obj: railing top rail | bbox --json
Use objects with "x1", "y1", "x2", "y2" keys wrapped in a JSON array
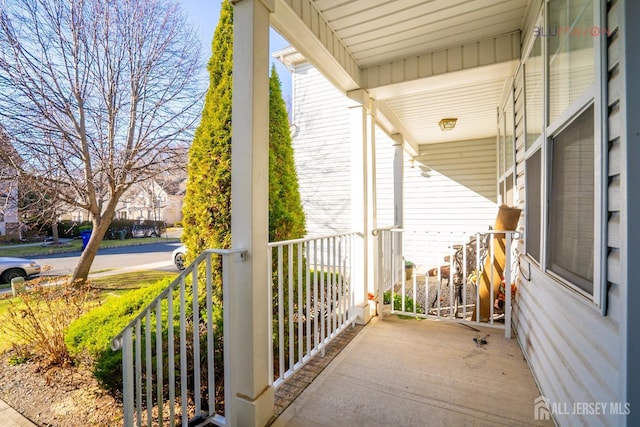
[
  {"x1": 371, "y1": 225, "x2": 402, "y2": 236},
  {"x1": 267, "y1": 231, "x2": 361, "y2": 247},
  {"x1": 110, "y1": 247, "x2": 246, "y2": 351},
  {"x1": 373, "y1": 228, "x2": 520, "y2": 236}
]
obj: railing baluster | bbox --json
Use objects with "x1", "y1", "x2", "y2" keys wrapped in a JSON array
[
  {"x1": 320, "y1": 238, "x2": 325, "y2": 353},
  {"x1": 268, "y1": 247, "x2": 274, "y2": 385},
  {"x1": 329, "y1": 236, "x2": 335, "y2": 336},
  {"x1": 505, "y1": 233, "x2": 512, "y2": 339},
  {"x1": 297, "y1": 242, "x2": 303, "y2": 366},
  {"x1": 305, "y1": 242, "x2": 311, "y2": 359},
  {"x1": 192, "y1": 264, "x2": 201, "y2": 417},
  {"x1": 462, "y1": 234, "x2": 468, "y2": 320},
  {"x1": 348, "y1": 234, "x2": 354, "y2": 321},
  {"x1": 411, "y1": 233, "x2": 417, "y2": 316},
  {"x1": 179, "y1": 277, "x2": 187, "y2": 426},
  {"x1": 449, "y1": 232, "x2": 454, "y2": 319},
  {"x1": 135, "y1": 319, "x2": 142, "y2": 427},
  {"x1": 489, "y1": 234, "x2": 495, "y2": 325},
  {"x1": 145, "y1": 311, "x2": 152, "y2": 426},
  {"x1": 206, "y1": 255, "x2": 215, "y2": 416},
  {"x1": 122, "y1": 327, "x2": 134, "y2": 427},
  {"x1": 476, "y1": 234, "x2": 481, "y2": 323},
  {"x1": 288, "y1": 243, "x2": 294, "y2": 374},
  {"x1": 313, "y1": 239, "x2": 319, "y2": 350},
  {"x1": 436, "y1": 232, "x2": 442, "y2": 316},
  {"x1": 155, "y1": 300, "x2": 164, "y2": 427},
  {"x1": 277, "y1": 245, "x2": 284, "y2": 379},
  {"x1": 376, "y1": 230, "x2": 384, "y2": 320},
  {"x1": 337, "y1": 236, "x2": 342, "y2": 326},
  {"x1": 167, "y1": 288, "x2": 175, "y2": 427}
]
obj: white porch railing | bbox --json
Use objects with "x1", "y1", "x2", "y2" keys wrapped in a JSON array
[
  {"x1": 373, "y1": 228, "x2": 519, "y2": 338},
  {"x1": 110, "y1": 229, "x2": 516, "y2": 425},
  {"x1": 268, "y1": 233, "x2": 358, "y2": 388},
  {"x1": 111, "y1": 248, "x2": 245, "y2": 427},
  {"x1": 110, "y1": 233, "x2": 359, "y2": 426}
]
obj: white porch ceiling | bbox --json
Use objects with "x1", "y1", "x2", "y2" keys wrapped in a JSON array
[
  {"x1": 272, "y1": 0, "x2": 531, "y2": 148},
  {"x1": 312, "y1": 0, "x2": 527, "y2": 67}
]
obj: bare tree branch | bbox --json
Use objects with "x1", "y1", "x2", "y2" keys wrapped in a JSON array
[{"x1": 0, "y1": 0, "x2": 202, "y2": 283}]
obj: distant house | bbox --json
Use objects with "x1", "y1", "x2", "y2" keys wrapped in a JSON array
[
  {"x1": 0, "y1": 128, "x2": 20, "y2": 239},
  {"x1": 61, "y1": 176, "x2": 186, "y2": 226}
]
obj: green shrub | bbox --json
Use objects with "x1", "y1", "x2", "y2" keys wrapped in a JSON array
[
  {"x1": 57, "y1": 220, "x2": 93, "y2": 238},
  {"x1": 383, "y1": 290, "x2": 423, "y2": 314},
  {"x1": 65, "y1": 278, "x2": 172, "y2": 394}
]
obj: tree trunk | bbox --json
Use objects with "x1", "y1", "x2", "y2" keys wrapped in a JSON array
[
  {"x1": 70, "y1": 214, "x2": 114, "y2": 285},
  {"x1": 51, "y1": 220, "x2": 59, "y2": 245}
]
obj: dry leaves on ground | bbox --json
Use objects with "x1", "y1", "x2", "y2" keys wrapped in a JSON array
[{"x1": 0, "y1": 352, "x2": 123, "y2": 427}]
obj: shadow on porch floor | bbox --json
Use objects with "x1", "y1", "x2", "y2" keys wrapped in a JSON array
[{"x1": 270, "y1": 315, "x2": 552, "y2": 426}]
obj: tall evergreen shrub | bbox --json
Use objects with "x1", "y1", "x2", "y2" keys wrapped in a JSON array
[
  {"x1": 268, "y1": 65, "x2": 306, "y2": 241},
  {"x1": 182, "y1": 1, "x2": 306, "y2": 267},
  {"x1": 182, "y1": 0, "x2": 233, "y2": 264}
]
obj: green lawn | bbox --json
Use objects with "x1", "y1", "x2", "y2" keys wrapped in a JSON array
[
  {"x1": 0, "y1": 270, "x2": 178, "y2": 354},
  {"x1": 0, "y1": 236, "x2": 179, "y2": 258}
]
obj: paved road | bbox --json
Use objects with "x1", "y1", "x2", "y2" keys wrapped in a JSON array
[{"x1": 33, "y1": 240, "x2": 184, "y2": 277}]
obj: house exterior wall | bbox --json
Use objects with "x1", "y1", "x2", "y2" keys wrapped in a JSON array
[
  {"x1": 291, "y1": 63, "x2": 352, "y2": 236},
  {"x1": 512, "y1": 2, "x2": 627, "y2": 426},
  {"x1": 411, "y1": 138, "x2": 498, "y2": 231},
  {"x1": 0, "y1": 185, "x2": 19, "y2": 238}
]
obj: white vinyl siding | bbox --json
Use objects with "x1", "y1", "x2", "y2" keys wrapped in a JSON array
[
  {"x1": 374, "y1": 127, "x2": 396, "y2": 228},
  {"x1": 291, "y1": 63, "x2": 352, "y2": 236},
  {"x1": 411, "y1": 138, "x2": 498, "y2": 232},
  {"x1": 512, "y1": 2, "x2": 624, "y2": 425}
]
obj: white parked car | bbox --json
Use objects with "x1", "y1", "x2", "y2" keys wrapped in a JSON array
[
  {"x1": 172, "y1": 245, "x2": 186, "y2": 270},
  {"x1": 0, "y1": 257, "x2": 41, "y2": 284}
]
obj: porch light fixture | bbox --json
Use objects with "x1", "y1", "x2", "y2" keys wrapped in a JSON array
[{"x1": 439, "y1": 118, "x2": 457, "y2": 131}]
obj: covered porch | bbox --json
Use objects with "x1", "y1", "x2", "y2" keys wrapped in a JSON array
[
  {"x1": 272, "y1": 315, "x2": 549, "y2": 427},
  {"x1": 110, "y1": 0, "x2": 640, "y2": 425}
]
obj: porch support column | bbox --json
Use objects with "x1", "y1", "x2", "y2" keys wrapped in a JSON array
[
  {"x1": 391, "y1": 133, "x2": 404, "y2": 282},
  {"x1": 229, "y1": 0, "x2": 274, "y2": 426},
  {"x1": 348, "y1": 89, "x2": 376, "y2": 324}
]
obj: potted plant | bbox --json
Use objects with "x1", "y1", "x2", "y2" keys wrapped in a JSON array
[{"x1": 404, "y1": 260, "x2": 415, "y2": 280}]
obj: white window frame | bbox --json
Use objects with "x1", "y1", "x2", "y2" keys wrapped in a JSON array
[
  {"x1": 497, "y1": 78, "x2": 516, "y2": 207},
  {"x1": 522, "y1": 0, "x2": 607, "y2": 312}
]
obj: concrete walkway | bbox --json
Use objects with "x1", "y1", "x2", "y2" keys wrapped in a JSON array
[
  {"x1": 272, "y1": 315, "x2": 552, "y2": 427},
  {"x1": 0, "y1": 400, "x2": 36, "y2": 427}
]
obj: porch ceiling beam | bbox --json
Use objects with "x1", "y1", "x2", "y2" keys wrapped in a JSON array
[
  {"x1": 272, "y1": 0, "x2": 362, "y2": 93},
  {"x1": 375, "y1": 101, "x2": 419, "y2": 157},
  {"x1": 362, "y1": 31, "x2": 521, "y2": 99}
]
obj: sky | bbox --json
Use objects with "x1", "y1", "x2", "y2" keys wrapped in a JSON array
[{"x1": 178, "y1": 0, "x2": 293, "y2": 104}]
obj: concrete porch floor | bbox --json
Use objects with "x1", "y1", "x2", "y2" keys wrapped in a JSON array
[{"x1": 271, "y1": 315, "x2": 552, "y2": 427}]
